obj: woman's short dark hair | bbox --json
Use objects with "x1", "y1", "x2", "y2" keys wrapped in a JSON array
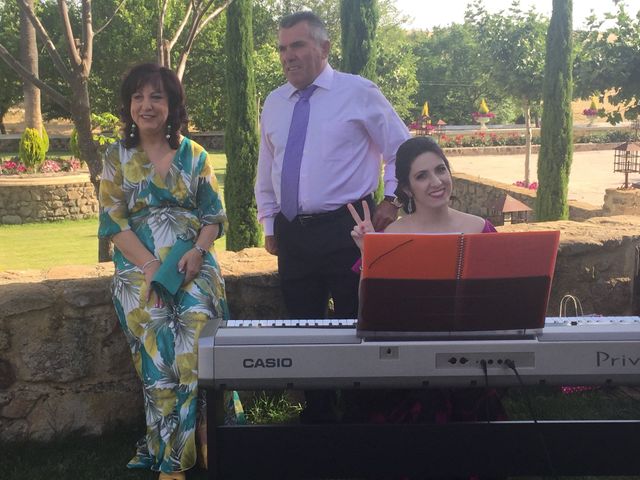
[
  {"x1": 394, "y1": 136, "x2": 452, "y2": 214},
  {"x1": 120, "y1": 63, "x2": 188, "y2": 149}
]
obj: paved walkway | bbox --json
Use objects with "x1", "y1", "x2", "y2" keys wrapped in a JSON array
[{"x1": 448, "y1": 149, "x2": 639, "y2": 207}]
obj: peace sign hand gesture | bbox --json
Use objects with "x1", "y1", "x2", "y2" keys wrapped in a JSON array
[{"x1": 347, "y1": 200, "x2": 374, "y2": 252}]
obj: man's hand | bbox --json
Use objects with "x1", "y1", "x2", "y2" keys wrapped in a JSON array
[
  {"x1": 372, "y1": 199, "x2": 399, "y2": 231},
  {"x1": 265, "y1": 235, "x2": 278, "y2": 255}
]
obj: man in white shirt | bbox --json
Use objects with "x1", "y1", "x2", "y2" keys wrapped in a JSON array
[{"x1": 255, "y1": 11, "x2": 410, "y2": 322}]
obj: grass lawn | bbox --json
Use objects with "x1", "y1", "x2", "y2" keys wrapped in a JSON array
[{"x1": 0, "y1": 153, "x2": 229, "y2": 271}]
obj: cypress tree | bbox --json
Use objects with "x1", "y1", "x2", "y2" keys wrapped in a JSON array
[
  {"x1": 340, "y1": 0, "x2": 384, "y2": 200},
  {"x1": 224, "y1": 0, "x2": 261, "y2": 251},
  {"x1": 536, "y1": 0, "x2": 573, "y2": 220},
  {"x1": 340, "y1": 0, "x2": 379, "y2": 81}
]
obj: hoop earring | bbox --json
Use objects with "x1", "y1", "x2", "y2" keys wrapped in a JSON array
[
  {"x1": 129, "y1": 123, "x2": 137, "y2": 138},
  {"x1": 165, "y1": 124, "x2": 171, "y2": 140},
  {"x1": 406, "y1": 197, "x2": 415, "y2": 214}
]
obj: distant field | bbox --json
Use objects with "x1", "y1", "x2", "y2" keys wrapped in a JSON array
[{"x1": 0, "y1": 153, "x2": 229, "y2": 271}]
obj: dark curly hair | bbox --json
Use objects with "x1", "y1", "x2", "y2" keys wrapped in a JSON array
[
  {"x1": 120, "y1": 63, "x2": 188, "y2": 149},
  {"x1": 394, "y1": 136, "x2": 452, "y2": 214}
]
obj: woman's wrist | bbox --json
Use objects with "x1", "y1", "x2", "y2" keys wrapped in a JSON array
[
  {"x1": 141, "y1": 258, "x2": 160, "y2": 271},
  {"x1": 193, "y1": 244, "x2": 208, "y2": 256}
]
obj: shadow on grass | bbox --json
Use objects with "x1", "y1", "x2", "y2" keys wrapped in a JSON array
[
  {"x1": 0, "y1": 423, "x2": 209, "y2": 480},
  {"x1": 2, "y1": 387, "x2": 639, "y2": 479}
]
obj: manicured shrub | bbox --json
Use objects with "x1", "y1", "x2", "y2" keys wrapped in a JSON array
[
  {"x1": 69, "y1": 128, "x2": 81, "y2": 159},
  {"x1": 19, "y1": 128, "x2": 46, "y2": 170}
]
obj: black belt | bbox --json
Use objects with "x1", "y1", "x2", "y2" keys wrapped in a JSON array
[{"x1": 294, "y1": 195, "x2": 373, "y2": 226}]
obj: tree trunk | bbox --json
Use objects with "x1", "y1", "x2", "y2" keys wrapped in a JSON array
[
  {"x1": 524, "y1": 102, "x2": 532, "y2": 187},
  {"x1": 0, "y1": 108, "x2": 6, "y2": 134},
  {"x1": 20, "y1": 0, "x2": 42, "y2": 132},
  {"x1": 70, "y1": 76, "x2": 110, "y2": 261}
]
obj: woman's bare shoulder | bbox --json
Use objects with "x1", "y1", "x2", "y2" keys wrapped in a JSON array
[
  {"x1": 384, "y1": 216, "x2": 413, "y2": 233},
  {"x1": 453, "y1": 210, "x2": 487, "y2": 233}
]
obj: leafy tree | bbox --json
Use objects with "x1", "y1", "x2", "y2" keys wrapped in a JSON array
[
  {"x1": 575, "y1": 1, "x2": 640, "y2": 122},
  {"x1": 0, "y1": 0, "x2": 124, "y2": 261},
  {"x1": 156, "y1": 0, "x2": 233, "y2": 80},
  {"x1": 466, "y1": 0, "x2": 548, "y2": 186},
  {"x1": 182, "y1": 11, "x2": 227, "y2": 130},
  {"x1": 340, "y1": 0, "x2": 378, "y2": 80},
  {"x1": 89, "y1": 0, "x2": 157, "y2": 118},
  {"x1": 224, "y1": 0, "x2": 260, "y2": 250},
  {"x1": 537, "y1": 0, "x2": 574, "y2": 221},
  {"x1": 374, "y1": 22, "x2": 417, "y2": 122},
  {"x1": 253, "y1": 42, "x2": 284, "y2": 111},
  {"x1": 409, "y1": 23, "x2": 494, "y2": 125}
]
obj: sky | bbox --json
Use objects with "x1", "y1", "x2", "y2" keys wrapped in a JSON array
[{"x1": 394, "y1": 0, "x2": 640, "y2": 31}]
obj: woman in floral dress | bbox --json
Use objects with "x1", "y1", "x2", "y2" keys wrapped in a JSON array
[{"x1": 99, "y1": 63, "x2": 227, "y2": 480}]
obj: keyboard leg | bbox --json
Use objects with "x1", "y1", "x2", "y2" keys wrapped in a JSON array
[{"x1": 205, "y1": 386, "x2": 225, "y2": 479}]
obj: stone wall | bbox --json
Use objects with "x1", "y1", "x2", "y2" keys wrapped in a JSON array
[
  {"x1": 0, "y1": 171, "x2": 601, "y2": 226},
  {"x1": 603, "y1": 188, "x2": 640, "y2": 216},
  {"x1": 0, "y1": 249, "x2": 284, "y2": 441},
  {"x1": 452, "y1": 172, "x2": 602, "y2": 223},
  {"x1": 2, "y1": 219, "x2": 640, "y2": 442},
  {"x1": 0, "y1": 176, "x2": 99, "y2": 225},
  {"x1": 443, "y1": 142, "x2": 618, "y2": 157}
]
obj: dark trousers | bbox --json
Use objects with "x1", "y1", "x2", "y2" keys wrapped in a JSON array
[
  {"x1": 275, "y1": 198, "x2": 372, "y2": 423},
  {"x1": 274, "y1": 197, "x2": 372, "y2": 319}
]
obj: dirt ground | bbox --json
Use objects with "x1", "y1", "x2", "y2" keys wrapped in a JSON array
[{"x1": 3, "y1": 106, "x2": 73, "y2": 135}]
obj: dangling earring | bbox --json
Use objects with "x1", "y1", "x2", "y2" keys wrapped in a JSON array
[
  {"x1": 406, "y1": 197, "x2": 415, "y2": 214},
  {"x1": 129, "y1": 123, "x2": 137, "y2": 138},
  {"x1": 165, "y1": 124, "x2": 171, "y2": 140}
]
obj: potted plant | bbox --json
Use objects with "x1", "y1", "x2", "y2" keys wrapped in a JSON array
[
  {"x1": 472, "y1": 98, "x2": 495, "y2": 130},
  {"x1": 583, "y1": 97, "x2": 599, "y2": 126}
]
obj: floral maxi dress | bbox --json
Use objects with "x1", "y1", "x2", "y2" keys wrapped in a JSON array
[{"x1": 98, "y1": 137, "x2": 228, "y2": 473}]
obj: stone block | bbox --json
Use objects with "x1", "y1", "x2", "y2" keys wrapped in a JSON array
[
  {"x1": 13, "y1": 313, "x2": 95, "y2": 383},
  {"x1": 1, "y1": 419, "x2": 28, "y2": 442},
  {"x1": 0, "y1": 358, "x2": 16, "y2": 389},
  {"x1": 0, "y1": 283, "x2": 54, "y2": 317},
  {"x1": 2, "y1": 215, "x2": 22, "y2": 224},
  {"x1": 1, "y1": 389, "x2": 41, "y2": 418},
  {"x1": 0, "y1": 329, "x2": 9, "y2": 350},
  {"x1": 62, "y1": 278, "x2": 112, "y2": 308}
]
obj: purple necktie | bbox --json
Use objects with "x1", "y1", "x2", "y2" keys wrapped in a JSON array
[{"x1": 280, "y1": 84, "x2": 318, "y2": 221}]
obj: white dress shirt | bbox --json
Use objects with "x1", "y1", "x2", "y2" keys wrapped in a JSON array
[{"x1": 255, "y1": 64, "x2": 410, "y2": 236}]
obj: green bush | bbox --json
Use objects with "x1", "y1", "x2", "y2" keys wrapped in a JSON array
[
  {"x1": 19, "y1": 128, "x2": 46, "y2": 170},
  {"x1": 69, "y1": 128, "x2": 80, "y2": 159}
]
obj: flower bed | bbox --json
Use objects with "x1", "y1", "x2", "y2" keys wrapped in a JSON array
[
  {"x1": 1, "y1": 156, "x2": 82, "y2": 176},
  {"x1": 436, "y1": 129, "x2": 634, "y2": 149}
]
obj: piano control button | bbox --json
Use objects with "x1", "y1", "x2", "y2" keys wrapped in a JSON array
[
  {"x1": 460, "y1": 357, "x2": 468, "y2": 365},
  {"x1": 448, "y1": 357, "x2": 457, "y2": 364}
]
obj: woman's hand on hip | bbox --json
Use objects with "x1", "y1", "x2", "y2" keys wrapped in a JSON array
[{"x1": 178, "y1": 248, "x2": 204, "y2": 286}]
